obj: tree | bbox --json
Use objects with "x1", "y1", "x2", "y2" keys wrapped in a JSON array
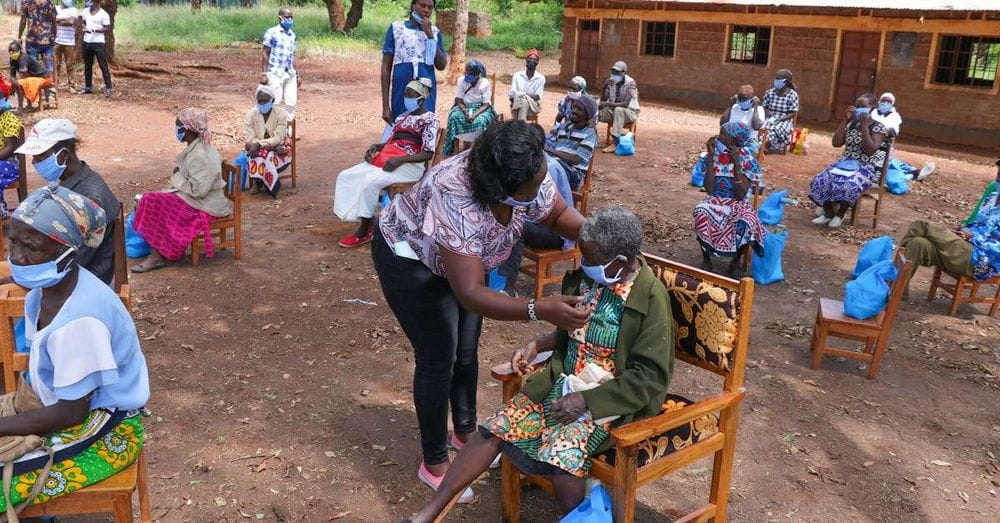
[
  {"x1": 105, "y1": 0, "x2": 119, "y2": 65},
  {"x1": 447, "y1": 0, "x2": 469, "y2": 85},
  {"x1": 344, "y1": 0, "x2": 364, "y2": 32},
  {"x1": 325, "y1": 0, "x2": 345, "y2": 32}
]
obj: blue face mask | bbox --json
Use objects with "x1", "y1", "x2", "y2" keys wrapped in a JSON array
[
  {"x1": 774, "y1": 78, "x2": 786, "y2": 89},
  {"x1": 878, "y1": 102, "x2": 893, "y2": 114},
  {"x1": 464, "y1": 74, "x2": 477, "y2": 85},
  {"x1": 737, "y1": 98, "x2": 752, "y2": 111},
  {"x1": 257, "y1": 100, "x2": 274, "y2": 114},
  {"x1": 61, "y1": 0, "x2": 73, "y2": 7},
  {"x1": 411, "y1": 10, "x2": 423, "y2": 24},
  {"x1": 32, "y1": 148, "x2": 67, "y2": 182},
  {"x1": 855, "y1": 107, "x2": 871, "y2": 119},
  {"x1": 176, "y1": 125, "x2": 187, "y2": 142},
  {"x1": 0, "y1": 99, "x2": 11, "y2": 112},
  {"x1": 715, "y1": 139, "x2": 728, "y2": 154},
  {"x1": 8, "y1": 249, "x2": 75, "y2": 289},
  {"x1": 280, "y1": 17, "x2": 293, "y2": 30},
  {"x1": 581, "y1": 255, "x2": 625, "y2": 287},
  {"x1": 403, "y1": 96, "x2": 422, "y2": 113}
]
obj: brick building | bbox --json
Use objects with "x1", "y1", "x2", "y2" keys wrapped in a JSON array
[{"x1": 558, "y1": 0, "x2": 1000, "y2": 148}]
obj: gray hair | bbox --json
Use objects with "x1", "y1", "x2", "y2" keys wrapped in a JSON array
[{"x1": 579, "y1": 206, "x2": 643, "y2": 260}]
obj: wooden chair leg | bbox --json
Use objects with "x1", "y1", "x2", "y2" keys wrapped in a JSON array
[
  {"x1": 191, "y1": 239, "x2": 201, "y2": 266},
  {"x1": 709, "y1": 407, "x2": 740, "y2": 522},
  {"x1": 867, "y1": 333, "x2": 889, "y2": 379},
  {"x1": 990, "y1": 283, "x2": 1000, "y2": 317},
  {"x1": 534, "y1": 261, "x2": 545, "y2": 299},
  {"x1": 949, "y1": 278, "x2": 965, "y2": 316},
  {"x1": 113, "y1": 492, "x2": 135, "y2": 523},
  {"x1": 500, "y1": 455, "x2": 522, "y2": 523},
  {"x1": 136, "y1": 451, "x2": 152, "y2": 522},
  {"x1": 927, "y1": 268, "x2": 942, "y2": 302},
  {"x1": 612, "y1": 446, "x2": 638, "y2": 523},
  {"x1": 810, "y1": 319, "x2": 828, "y2": 370},
  {"x1": 234, "y1": 226, "x2": 242, "y2": 260},
  {"x1": 849, "y1": 203, "x2": 858, "y2": 226}
]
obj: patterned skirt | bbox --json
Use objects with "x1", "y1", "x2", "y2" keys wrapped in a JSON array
[
  {"x1": 764, "y1": 117, "x2": 793, "y2": 151},
  {"x1": 443, "y1": 103, "x2": 497, "y2": 156},
  {"x1": 693, "y1": 196, "x2": 766, "y2": 256},
  {"x1": 481, "y1": 376, "x2": 610, "y2": 477},
  {"x1": 0, "y1": 410, "x2": 143, "y2": 511},
  {"x1": 809, "y1": 163, "x2": 878, "y2": 207},
  {"x1": 133, "y1": 191, "x2": 214, "y2": 261}
]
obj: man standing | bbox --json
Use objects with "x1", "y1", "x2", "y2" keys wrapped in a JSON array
[
  {"x1": 508, "y1": 49, "x2": 544, "y2": 121},
  {"x1": 262, "y1": 8, "x2": 299, "y2": 120},
  {"x1": 598, "y1": 61, "x2": 640, "y2": 153},
  {"x1": 80, "y1": 0, "x2": 113, "y2": 97},
  {"x1": 18, "y1": 0, "x2": 58, "y2": 76},
  {"x1": 54, "y1": 0, "x2": 78, "y2": 91}
]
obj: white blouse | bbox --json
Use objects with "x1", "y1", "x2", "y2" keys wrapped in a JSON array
[{"x1": 455, "y1": 77, "x2": 492, "y2": 105}]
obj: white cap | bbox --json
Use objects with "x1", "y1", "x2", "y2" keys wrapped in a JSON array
[{"x1": 15, "y1": 119, "x2": 77, "y2": 156}]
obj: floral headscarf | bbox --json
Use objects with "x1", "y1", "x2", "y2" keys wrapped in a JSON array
[
  {"x1": 13, "y1": 183, "x2": 107, "y2": 250},
  {"x1": 177, "y1": 107, "x2": 212, "y2": 146},
  {"x1": 721, "y1": 121, "x2": 754, "y2": 148}
]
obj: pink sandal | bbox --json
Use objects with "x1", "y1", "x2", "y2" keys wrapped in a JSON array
[{"x1": 417, "y1": 462, "x2": 474, "y2": 504}]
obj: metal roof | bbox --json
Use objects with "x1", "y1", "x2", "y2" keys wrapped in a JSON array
[{"x1": 635, "y1": 0, "x2": 1000, "y2": 10}]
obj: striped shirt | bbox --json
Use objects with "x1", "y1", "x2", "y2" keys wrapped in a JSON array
[{"x1": 550, "y1": 122, "x2": 597, "y2": 180}]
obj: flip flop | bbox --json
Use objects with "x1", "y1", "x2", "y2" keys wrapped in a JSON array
[{"x1": 130, "y1": 260, "x2": 166, "y2": 273}]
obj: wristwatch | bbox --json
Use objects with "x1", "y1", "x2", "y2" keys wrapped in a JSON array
[{"x1": 527, "y1": 298, "x2": 538, "y2": 321}]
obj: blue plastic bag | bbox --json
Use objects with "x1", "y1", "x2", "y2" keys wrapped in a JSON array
[
  {"x1": 124, "y1": 212, "x2": 151, "y2": 259},
  {"x1": 851, "y1": 236, "x2": 894, "y2": 279},
  {"x1": 885, "y1": 158, "x2": 911, "y2": 195},
  {"x1": 757, "y1": 189, "x2": 790, "y2": 225},
  {"x1": 232, "y1": 151, "x2": 250, "y2": 191},
  {"x1": 690, "y1": 153, "x2": 707, "y2": 187},
  {"x1": 487, "y1": 269, "x2": 507, "y2": 292},
  {"x1": 560, "y1": 484, "x2": 612, "y2": 523},
  {"x1": 752, "y1": 229, "x2": 788, "y2": 285},
  {"x1": 844, "y1": 259, "x2": 898, "y2": 320},
  {"x1": 614, "y1": 133, "x2": 635, "y2": 156}
]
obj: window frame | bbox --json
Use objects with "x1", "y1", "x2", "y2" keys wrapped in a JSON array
[
  {"x1": 923, "y1": 33, "x2": 1000, "y2": 95},
  {"x1": 931, "y1": 33, "x2": 1000, "y2": 89},
  {"x1": 726, "y1": 25, "x2": 772, "y2": 66},
  {"x1": 641, "y1": 21, "x2": 677, "y2": 58}
]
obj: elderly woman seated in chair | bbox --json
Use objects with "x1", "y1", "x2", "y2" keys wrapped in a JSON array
[
  {"x1": 0, "y1": 185, "x2": 149, "y2": 512},
  {"x1": 130, "y1": 108, "x2": 231, "y2": 272},
  {"x1": 442, "y1": 60, "x2": 496, "y2": 157},
  {"x1": 242, "y1": 84, "x2": 291, "y2": 197},
  {"x1": 334, "y1": 78, "x2": 439, "y2": 248},
  {"x1": 406, "y1": 207, "x2": 674, "y2": 522},
  {"x1": 693, "y1": 122, "x2": 766, "y2": 278}
]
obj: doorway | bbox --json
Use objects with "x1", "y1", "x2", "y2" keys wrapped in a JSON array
[
  {"x1": 833, "y1": 31, "x2": 881, "y2": 119},
  {"x1": 575, "y1": 20, "x2": 601, "y2": 89}
]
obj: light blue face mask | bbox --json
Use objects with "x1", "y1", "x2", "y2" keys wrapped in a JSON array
[
  {"x1": 715, "y1": 139, "x2": 728, "y2": 154},
  {"x1": 8, "y1": 248, "x2": 75, "y2": 289},
  {"x1": 176, "y1": 125, "x2": 187, "y2": 142},
  {"x1": 280, "y1": 17, "x2": 293, "y2": 30},
  {"x1": 411, "y1": 10, "x2": 423, "y2": 24},
  {"x1": 854, "y1": 107, "x2": 871, "y2": 119},
  {"x1": 737, "y1": 98, "x2": 752, "y2": 110},
  {"x1": 61, "y1": 0, "x2": 73, "y2": 7},
  {"x1": 581, "y1": 255, "x2": 625, "y2": 286},
  {"x1": 32, "y1": 148, "x2": 67, "y2": 182},
  {"x1": 878, "y1": 101, "x2": 893, "y2": 114},
  {"x1": 503, "y1": 196, "x2": 534, "y2": 208},
  {"x1": 403, "y1": 96, "x2": 422, "y2": 113},
  {"x1": 774, "y1": 78, "x2": 786, "y2": 89},
  {"x1": 257, "y1": 100, "x2": 274, "y2": 114}
]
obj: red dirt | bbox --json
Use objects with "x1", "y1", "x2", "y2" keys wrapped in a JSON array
[{"x1": 3, "y1": 40, "x2": 998, "y2": 522}]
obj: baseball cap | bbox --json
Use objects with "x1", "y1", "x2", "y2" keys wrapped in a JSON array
[
  {"x1": 611, "y1": 61, "x2": 628, "y2": 73},
  {"x1": 15, "y1": 119, "x2": 77, "y2": 156}
]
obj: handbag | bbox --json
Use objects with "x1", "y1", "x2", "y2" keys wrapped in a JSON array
[{"x1": 0, "y1": 377, "x2": 54, "y2": 522}]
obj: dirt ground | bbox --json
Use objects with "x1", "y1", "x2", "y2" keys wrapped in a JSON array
[{"x1": 3, "y1": 32, "x2": 999, "y2": 522}]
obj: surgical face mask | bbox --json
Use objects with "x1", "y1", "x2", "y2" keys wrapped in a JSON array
[
  {"x1": 715, "y1": 140, "x2": 728, "y2": 154},
  {"x1": 8, "y1": 248, "x2": 75, "y2": 289},
  {"x1": 878, "y1": 101, "x2": 893, "y2": 114},
  {"x1": 503, "y1": 196, "x2": 534, "y2": 208},
  {"x1": 581, "y1": 255, "x2": 625, "y2": 286},
  {"x1": 176, "y1": 125, "x2": 187, "y2": 142},
  {"x1": 32, "y1": 148, "x2": 68, "y2": 182},
  {"x1": 854, "y1": 107, "x2": 871, "y2": 119},
  {"x1": 61, "y1": 0, "x2": 73, "y2": 7},
  {"x1": 403, "y1": 96, "x2": 422, "y2": 113},
  {"x1": 610, "y1": 73, "x2": 624, "y2": 83},
  {"x1": 566, "y1": 91, "x2": 581, "y2": 99},
  {"x1": 774, "y1": 78, "x2": 786, "y2": 89},
  {"x1": 257, "y1": 100, "x2": 274, "y2": 114},
  {"x1": 737, "y1": 98, "x2": 752, "y2": 110},
  {"x1": 463, "y1": 74, "x2": 477, "y2": 85},
  {"x1": 411, "y1": 10, "x2": 423, "y2": 24},
  {"x1": 9, "y1": 52, "x2": 20, "y2": 61},
  {"x1": 280, "y1": 17, "x2": 293, "y2": 30}
]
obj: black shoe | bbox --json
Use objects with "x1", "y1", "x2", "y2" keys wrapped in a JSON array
[{"x1": 78, "y1": 88, "x2": 93, "y2": 95}]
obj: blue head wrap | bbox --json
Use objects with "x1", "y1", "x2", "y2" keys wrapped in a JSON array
[
  {"x1": 720, "y1": 121, "x2": 754, "y2": 147},
  {"x1": 467, "y1": 60, "x2": 487, "y2": 78}
]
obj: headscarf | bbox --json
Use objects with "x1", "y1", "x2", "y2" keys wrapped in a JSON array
[
  {"x1": 467, "y1": 59, "x2": 486, "y2": 78},
  {"x1": 177, "y1": 107, "x2": 212, "y2": 146},
  {"x1": 776, "y1": 68, "x2": 797, "y2": 91},
  {"x1": 526, "y1": 49, "x2": 540, "y2": 61},
  {"x1": 570, "y1": 75, "x2": 587, "y2": 93},
  {"x1": 572, "y1": 94, "x2": 598, "y2": 124},
  {"x1": 405, "y1": 77, "x2": 432, "y2": 100},
  {"x1": 721, "y1": 121, "x2": 754, "y2": 148},
  {"x1": 12, "y1": 183, "x2": 107, "y2": 250},
  {"x1": 255, "y1": 84, "x2": 276, "y2": 101},
  {"x1": 879, "y1": 92, "x2": 895, "y2": 105}
]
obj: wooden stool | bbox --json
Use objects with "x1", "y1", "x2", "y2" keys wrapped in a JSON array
[{"x1": 927, "y1": 268, "x2": 1000, "y2": 317}]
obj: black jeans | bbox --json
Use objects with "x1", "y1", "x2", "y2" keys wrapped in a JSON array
[
  {"x1": 83, "y1": 43, "x2": 112, "y2": 90},
  {"x1": 371, "y1": 228, "x2": 482, "y2": 465},
  {"x1": 497, "y1": 222, "x2": 565, "y2": 284}
]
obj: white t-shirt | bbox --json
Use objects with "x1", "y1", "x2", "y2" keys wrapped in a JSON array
[
  {"x1": 727, "y1": 104, "x2": 766, "y2": 128},
  {"x1": 455, "y1": 77, "x2": 492, "y2": 105},
  {"x1": 55, "y1": 6, "x2": 78, "y2": 46},
  {"x1": 82, "y1": 8, "x2": 110, "y2": 44},
  {"x1": 509, "y1": 70, "x2": 546, "y2": 99}
]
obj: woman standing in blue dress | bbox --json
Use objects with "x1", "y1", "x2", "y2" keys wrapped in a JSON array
[{"x1": 381, "y1": 0, "x2": 447, "y2": 123}]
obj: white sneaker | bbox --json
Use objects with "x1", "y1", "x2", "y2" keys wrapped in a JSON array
[
  {"x1": 828, "y1": 216, "x2": 843, "y2": 228},
  {"x1": 917, "y1": 162, "x2": 936, "y2": 181},
  {"x1": 812, "y1": 215, "x2": 831, "y2": 225},
  {"x1": 815, "y1": 206, "x2": 824, "y2": 217}
]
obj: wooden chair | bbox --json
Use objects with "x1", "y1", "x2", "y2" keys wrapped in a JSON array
[
  {"x1": 518, "y1": 160, "x2": 595, "y2": 298},
  {"x1": 191, "y1": 162, "x2": 242, "y2": 266},
  {"x1": 279, "y1": 118, "x2": 298, "y2": 189},
  {"x1": 927, "y1": 268, "x2": 1000, "y2": 317},
  {"x1": 111, "y1": 207, "x2": 131, "y2": 309},
  {"x1": 8, "y1": 147, "x2": 29, "y2": 209},
  {"x1": 0, "y1": 286, "x2": 151, "y2": 522},
  {"x1": 849, "y1": 136, "x2": 894, "y2": 228},
  {"x1": 605, "y1": 118, "x2": 637, "y2": 146},
  {"x1": 492, "y1": 255, "x2": 754, "y2": 522},
  {"x1": 810, "y1": 250, "x2": 911, "y2": 379},
  {"x1": 384, "y1": 128, "x2": 445, "y2": 201},
  {"x1": 756, "y1": 128, "x2": 768, "y2": 167}
]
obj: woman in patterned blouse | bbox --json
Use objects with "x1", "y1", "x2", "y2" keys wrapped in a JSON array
[{"x1": 808, "y1": 94, "x2": 888, "y2": 229}]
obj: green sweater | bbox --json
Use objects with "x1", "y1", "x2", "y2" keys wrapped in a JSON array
[{"x1": 521, "y1": 257, "x2": 675, "y2": 453}]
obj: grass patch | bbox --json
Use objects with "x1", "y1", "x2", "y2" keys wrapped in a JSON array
[{"x1": 113, "y1": 0, "x2": 562, "y2": 55}]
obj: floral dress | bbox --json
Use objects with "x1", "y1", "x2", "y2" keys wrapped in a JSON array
[
  {"x1": 968, "y1": 206, "x2": 1000, "y2": 281},
  {"x1": 809, "y1": 119, "x2": 887, "y2": 207},
  {"x1": 482, "y1": 277, "x2": 635, "y2": 477}
]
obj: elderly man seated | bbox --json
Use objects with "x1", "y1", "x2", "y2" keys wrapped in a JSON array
[
  {"x1": 598, "y1": 61, "x2": 640, "y2": 153},
  {"x1": 405, "y1": 206, "x2": 674, "y2": 522}
]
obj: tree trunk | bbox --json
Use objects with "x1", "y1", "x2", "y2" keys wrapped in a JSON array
[
  {"x1": 447, "y1": 0, "x2": 469, "y2": 85},
  {"x1": 344, "y1": 0, "x2": 364, "y2": 32},
  {"x1": 105, "y1": 0, "x2": 118, "y2": 66},
  {"x1": 191, "y1": 0, "x2": 201, "y2": 13},
  {"x1": 325, "y1": 0, "x2": 345, "y2": 32}
]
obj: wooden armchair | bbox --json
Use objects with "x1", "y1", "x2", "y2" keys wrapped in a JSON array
[
  {"x1": 112, "y1": 207, "x2": 132, "y2": 310},
  {"x1": 849, "y1": 137, "x2": 894, "y2": 228},
  {"x1": 810, "y1": 250, "x2": 911, "y2": 379},
  {"x1": 191, "y1": 162, "x2": 242, "y2": 266},
  {"x1": 0, "y1": 286, "x2": 151, "y2": 522},
  {"x1": 494, "y1": 255, "x2": 754, "y2": 521},
  {"x1": 280, "y1": 118, "x2": 298, "y2": 189},
  {"x1": 927, "y1": 268, "x2": 1000, "y2": 317},
  {"x1": 518, "y1": 160, "x2": 595, "y2": 298}
]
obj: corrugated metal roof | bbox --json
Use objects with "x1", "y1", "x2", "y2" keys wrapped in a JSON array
[{"x1": 633, "y1": 0, "x2": 1000, "y2": 11}]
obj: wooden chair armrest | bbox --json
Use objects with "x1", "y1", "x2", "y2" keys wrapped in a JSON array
[
  {"x1": 611, "y1": 390, "x2": 745, "y2": 447},
  {"x1": 490, "y1": 351, "x2": 553, "y2": 381}
]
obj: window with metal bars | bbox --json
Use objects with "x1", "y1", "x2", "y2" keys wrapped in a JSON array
[
  {"x1": 933, "y1": 35, "x2": 1000, "y2": 88},
  {"x1": 728, "y1": 26, "x2": 771, "y2": 65},
  {"x1": 642, "y1": 22, "x2": 676, "y2": 57}
]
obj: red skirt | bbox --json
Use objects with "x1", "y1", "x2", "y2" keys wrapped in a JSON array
[{"x1": 133, "y1": 192, "x2": 213, "y2": 261}]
